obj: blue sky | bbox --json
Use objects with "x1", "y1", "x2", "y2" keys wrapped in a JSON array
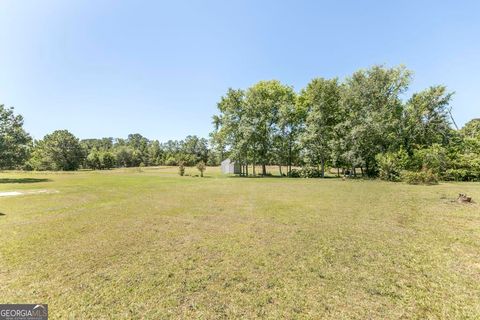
[{"x1": 0, "y1": 0, "x2": 479, "y2": 140}]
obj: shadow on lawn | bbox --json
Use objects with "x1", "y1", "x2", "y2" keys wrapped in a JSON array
[
  {"x1": 230, "y1": 175, "x2": 341, "y2": 179},
  {"x1": 0, "y1": 178, "x2": 51, "y2": 184},
  {"x1": 0, "y1": 212, "x2": 5, "y2": 216}
]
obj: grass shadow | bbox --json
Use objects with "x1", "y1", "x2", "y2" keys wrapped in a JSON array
[
  {"x1": 0, "y1": 178, "x2": 51, "y2": 184},
  {"x1": 229, "y1": 175, "x2": 342, "y2": 179},
  {"x1": 0, "y1": 212, "x2": 5, "y2": 216}
]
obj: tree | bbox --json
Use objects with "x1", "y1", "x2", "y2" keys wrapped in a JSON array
[
  {"x1": 100, "y1": 151, "x2": 116, "y2": 169},
  {"x1": 445, "y1": 120, "x2": 480, "y2": 181},
  {"x1": 81, "y1": 137, "x2": 113, "y2": 151},
  {"x1": 0, "y1": 105, "x2": 31, "y2": 169},
  {"x1": 196, "y1": 161, "x2": 206, "y2": 177},
  {"x1": 183, "y1": 135, "x2": 209, "y2": 165},
  {"x1": 115, "y1": 146, "x2": 134, "y2": 167},
  {"x1": 148, "y1": 140, "x2": 162, "y2": 166},
  {"x1": 245, "y1": 81, "x2": 292, "y2": 175},
  {"x1": 125, "y1": 133, "x2": 149, "y2": 165},
  {"x1": 342, "y1": 65, "x2": 412, "y2": 176},
  {"x1": 404, "y1": 85, "x2": 454, "y2": 150},
  {"x1": 298, "y1": 78, "x2": 342, "y2": 177},
  {"x1": 30, "y1": 130, "x2": 83, "y2": 171},
  {"x1": 212, "y1": 88, "x2": 249, "y2": 174},
  {"x1": 460, "y1": 118, "x2": 480, "y2": 139},
  {"x1": 273, "y1": 83, "x2": 299, "y2": 176},
  {"x1": 86, "y1": 149, "x2": 101, "y2": 169}
]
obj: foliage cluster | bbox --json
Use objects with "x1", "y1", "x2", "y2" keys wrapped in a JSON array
[
  {"x1": 212, "y1": 65, "x2": 480, "y2": 181},
  {"x1": 402, "y1": 170, "x2": 439, "y2": 185},
  {"x1": 0, "y1": 65, "x2": 479, "y2": 180}
]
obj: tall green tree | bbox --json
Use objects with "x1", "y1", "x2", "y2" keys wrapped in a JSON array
[
  {"x1": 460, "y1": 118, "x2": 480, "y2": 139},
  {"x1": 148, "y1": 140, "x2": 162, "y2": 166},
  {"x1": 182, "y1": 135, "x2": 209, "y2": 165},
  {"x1": 404, "y1": 85, "x2": 454, "y2": 150},
  {"x1": 273, "y1": 84, "x2": 299, "y2": 175},
  {"x1": 30, "y1": 130, "x2": 84, "y2": 171},
  {"x1": 0, "y1": 105, "x2": 31, "y2": 169},
  {"x1": 298, "y1": 78, "x2": 342, "y2": 177},
  {"x1": 343, "y1": 65, "x2": 412, "y2": 176},
  {"x1": 245, "y1": 80, "x2": 294, "y2": 175},
  {"x1": 212, "y1": 88, "x2": 249, "y2": 173}
]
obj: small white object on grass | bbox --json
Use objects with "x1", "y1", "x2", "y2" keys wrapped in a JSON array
[
  {"x1": 0, "y1": 191, "x2": 23, "y2": 197},
  {"x1": 0, "y1": 190, "x2": 57, "y2": 197}
]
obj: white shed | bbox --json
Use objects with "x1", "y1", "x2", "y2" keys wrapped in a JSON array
[{"x1": 221, "y1": 158, "x2": 241, "y2": 174}]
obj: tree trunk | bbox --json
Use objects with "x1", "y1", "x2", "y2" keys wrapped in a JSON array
[
  {"x1": 337, "y1": 167, "x2": 340, "y2": 177},
  {"x1": 279, "y1": 165, "x2": 283, "y2": 176},
  {"x1": 320, "y1": 158, "x2": 325, "y2": 178},
  {"x1": 262, "y1": 164, "x2": 267, "y2": 176},
  {"x1": 288, "y1": 141, "x2": 292, "y2": 176},
  {"x1": 246, "y1": 163, "x2": 249, "y2": 176}
]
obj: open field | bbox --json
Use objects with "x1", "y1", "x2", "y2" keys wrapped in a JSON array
[{"x1": 0, "y1": 167, "x2": 479, "y2": 319}]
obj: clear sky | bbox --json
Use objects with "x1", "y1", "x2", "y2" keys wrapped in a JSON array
[{"x1": 0, "y1": 0, "x2": 479, "y2": 141}]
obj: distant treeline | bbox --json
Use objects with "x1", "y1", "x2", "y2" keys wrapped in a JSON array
[
  {"x1": 1, "y1": 64, "x2": 479, "y2": 181},
  {"x1": 211, "y1": 65, "x2": 480, "y2": 181},
  {"x1": 26, "y1": 132, "x2": 219, "y2": 171},
  {"x1": 0, "y1": 107, "x2": 220, "y2": 171}
]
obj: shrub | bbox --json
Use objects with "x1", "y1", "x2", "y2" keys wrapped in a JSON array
[
  {"x1": 402, "y1": 170, "x2": 439, "y2": 185},
  {"x1": 375, "y1": 149, "x2": 408, "y2": 181},
  {"x1": 446, "y1": 152, "x2": 480, "y2": 181},
  {"x1": 287, "y1": 167, "x2": 321, "y2": 178},
  {"x1": 178, "y1": 161, "x2": 185, "y2": 176},
  {"x1": 288, "y1": 169, "x2": 301, "y2": 178},
  {"x1": 411, "y1": 144, "x2": 448, "y2": 178},
  {"x1": 445, "y1": 169, "x2": 469, "y2": 181},
  {"x1": 300, "y1": 167, "x2": 322, "y2": 178},
  {"x1": 196, "y1": 161, "x2": 206, "y2": 177}
]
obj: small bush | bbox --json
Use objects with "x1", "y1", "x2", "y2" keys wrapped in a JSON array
[
  {"x1": 402, "y1": 170, "x2": 439, "y2": 185},
  {"x1": 300, "y1": 167, "x2": 322, "y2": 178},
  {"x1": 178, "y1": 161, "x2": 185, "y2": 176},
  {"x1": 411, "y1": 144, "x2": 448, "y2": 178},
  {"x1": 288, "y1": 169, "x2": 301, "y2": 178},
  {"x1": 287, "y1": 167, "x2": 321, "y2": 178},
  {"x1": 445, "y1": 169, "x2": 469, "y2": 181},
  {"x1": 376, "y1": 149, "x2": 408, "y2": 181},
  {"x1": 196, "y1": 161, "x2": 206, "y2": 177}
]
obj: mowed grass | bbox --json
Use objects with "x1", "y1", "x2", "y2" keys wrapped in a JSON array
[{"x1": 0, "y1": 167, "x2": 479, "y2": 319}]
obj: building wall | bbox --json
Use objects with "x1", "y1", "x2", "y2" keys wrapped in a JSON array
[{"x1": 221, "y1": 159, "x2": 241, "y2": 174}]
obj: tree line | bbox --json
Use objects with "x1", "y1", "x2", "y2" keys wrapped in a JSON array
[
  {"x1": 211, "y1": 65, "x2": 480, "y2": 181},
  {"x1": 0, "y1": 110, "x2": 220, "y2": 171},
  {"x1": 1, "y1": 64, "x2": 479, "y2": 181}
]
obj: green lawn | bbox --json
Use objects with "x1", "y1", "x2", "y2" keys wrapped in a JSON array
[{"x1": 0, "y1": 167, "x2": 479, "y2": 319}]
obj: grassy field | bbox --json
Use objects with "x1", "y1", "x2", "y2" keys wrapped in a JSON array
[{"x1": 0, "y1": 167, "x2": 479, "y2": 319}]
